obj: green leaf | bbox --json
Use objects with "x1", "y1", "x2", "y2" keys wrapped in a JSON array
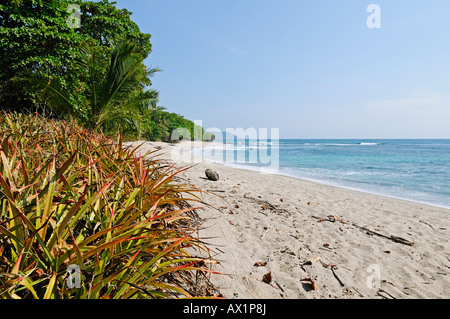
[{"x1": 43, "y1": 272, "x2": 57, "y2": 299}]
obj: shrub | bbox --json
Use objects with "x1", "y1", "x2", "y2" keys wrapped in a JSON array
[{"x1": 0, "y1": 112, "x2": 216, "y2": 299}]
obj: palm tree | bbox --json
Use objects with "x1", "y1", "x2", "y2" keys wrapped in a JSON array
[{"x1": 24, "y1": 40, "x2": 159, "y2": 131}]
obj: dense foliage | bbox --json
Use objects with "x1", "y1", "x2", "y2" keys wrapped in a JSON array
[
  {"x1": 0, "y1": 1, "x2": 215, "y2": 300},
  {"x1": 0, "y1": 0, "x2": 198, "y2": 141},
  {"x1": 0, "y1": 112, "x2": 217, "y2": 299},
  {"x1": 0, "y1": 0, "x2": 88, "y2": 113}
]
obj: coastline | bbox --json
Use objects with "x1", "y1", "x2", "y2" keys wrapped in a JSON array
[
  {"x1": 126, "y1": 140, "x2": 450, "y2": 299},
  {"x1": 190, "y1": 140, "x2": 450, "y2": 210},
  {"x1": 227, "y1": 165, "x2": 450, "y2": 211},
  {"x1": 193, "y1": 155, "x2": 450, "y2": 211}
]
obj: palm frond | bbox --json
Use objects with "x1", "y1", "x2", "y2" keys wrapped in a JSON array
[{"x1": 98, "y1": 42, "x2": 143, "y2": 113}]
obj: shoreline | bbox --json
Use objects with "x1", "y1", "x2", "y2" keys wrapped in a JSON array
[
  {"x1": 197, "y1": 157, "x2": 450, "y2": 211},
  {"x1": 190, "y1": 141, "x2": 450, "y2": 211},
  {"x1": 126, "y1": 140, "x2": 450, "y2": 299}
]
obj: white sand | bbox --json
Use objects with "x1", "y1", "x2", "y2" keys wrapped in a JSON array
[{"x1": 125, "y1": 140, "x2": 450, "y2": 299}]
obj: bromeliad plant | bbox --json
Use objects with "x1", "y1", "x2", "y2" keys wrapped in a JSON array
[{"x1": 0, "y1": 112, "x2": 216, "y2": 299}]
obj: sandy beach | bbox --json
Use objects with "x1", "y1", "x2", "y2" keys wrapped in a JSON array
[{"x1": 125, "y1": 140, "x2": 450, "y2": 299}]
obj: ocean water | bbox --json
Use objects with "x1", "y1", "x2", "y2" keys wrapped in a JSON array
[{"x1": 192, "y1": 139, "x2": 450, "y2": 209}]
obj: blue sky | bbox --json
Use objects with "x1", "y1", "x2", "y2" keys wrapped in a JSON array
[{"x1": 114, "y1": 0, "x2": 450, "y2": 139}]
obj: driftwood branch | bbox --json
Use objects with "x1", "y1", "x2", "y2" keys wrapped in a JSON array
[
  {"x1": 312, "y1": 216, "x2": 414, "y2": 246},
  {"x1": 354, "y1": 225, "x2": 414, "y2": 246},
  {"x1": 320, "y1": 260, "x2": 345, "y2": 287},
  {"x1": 419, "y1": 220, "x2": 434, "y2": 230},
  {"x1": 377, "y1": 289, "x2": 397, "y2": 299},
  {"x1": 331, "y1": 268, "x2": 345, "y2": 287}
]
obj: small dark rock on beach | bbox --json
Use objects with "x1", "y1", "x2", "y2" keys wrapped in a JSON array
[{"x1": 205, "y1": 169, "x2": 220, "y2": 181}]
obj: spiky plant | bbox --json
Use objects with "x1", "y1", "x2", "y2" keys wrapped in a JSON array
[{"x1": 0, "y1": 111, "x2": 217, "y2": 299}]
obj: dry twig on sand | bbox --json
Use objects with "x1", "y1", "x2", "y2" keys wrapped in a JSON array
[{"x1": 312, "y1": 215, "x2": 414, "y2": 246}]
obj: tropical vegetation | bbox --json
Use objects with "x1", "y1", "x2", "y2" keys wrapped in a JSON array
[
  {"x1": 0, "y1": 0, "x2": 200, "y2": 141},
  {"x1": 0, "y1": 112, "x2": 217, "y2": 299},
  {"x1": 0, "y1": 0, "x2": 217, "y2": 299}
]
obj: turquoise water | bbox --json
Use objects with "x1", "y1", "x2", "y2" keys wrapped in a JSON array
[{"x1": 192, "y1": 139, "x2": 450, "y2": 209}]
